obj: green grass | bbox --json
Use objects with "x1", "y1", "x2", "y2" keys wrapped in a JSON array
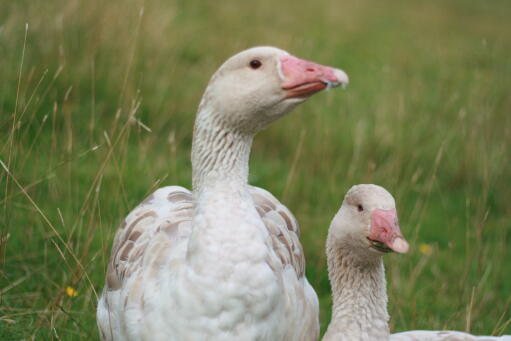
[{"x1": 1, "y1": 0, "x2": 510, "y2": 339}]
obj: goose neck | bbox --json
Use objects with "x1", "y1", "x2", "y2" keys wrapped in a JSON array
[
  {"x1": 187, "y1": 107, "x2": 268, "y2": 277},
  {"x1": 324, "y1": 237, "x2": 390, "y2": 341},
  {"x1": 191, "y1": 108, "x2": 254, "y2": 193}
]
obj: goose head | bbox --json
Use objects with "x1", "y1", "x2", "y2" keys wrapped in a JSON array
[
  {"x1": 198, "y1": 46, "x2": 349, "y2": 134},
  {"x1": 329, "y1": 184, "x2": 409, "y2": 261}
]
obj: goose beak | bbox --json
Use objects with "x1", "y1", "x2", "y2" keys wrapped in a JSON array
[
  {"x1": 280, "y1": 55, "x2": 349, "y2": 99},
  {"x1": 368, "y1": 209, "x2": 409, "y2": 254}
]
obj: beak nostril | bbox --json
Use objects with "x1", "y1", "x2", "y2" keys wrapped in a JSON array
[{"x1": 306, "y1": 68, "x2": 316, "y2": 72}]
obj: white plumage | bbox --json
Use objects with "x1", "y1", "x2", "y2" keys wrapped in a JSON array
[
  {"x1": 323, "y1": 184, "x2": 510, "y2": 341},
  {"x1": 97, "y1": 46, "x2": 348, "y2": 341},
  {"x1": 391, "y1": 330, "x2": 511, "y2": 341}
]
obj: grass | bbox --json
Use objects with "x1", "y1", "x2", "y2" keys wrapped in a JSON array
[{"x1": 1, "y1": 0, "x2": 510, "y2": 339}]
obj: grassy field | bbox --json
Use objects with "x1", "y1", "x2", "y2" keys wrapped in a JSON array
[{"x1": 1, "y1": 0, "x2": 510, "y2": 339}]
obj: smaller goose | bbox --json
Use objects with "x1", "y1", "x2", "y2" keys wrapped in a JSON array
[{"x1": 324, "y1": 184, "x2": 510, "y2": 341}]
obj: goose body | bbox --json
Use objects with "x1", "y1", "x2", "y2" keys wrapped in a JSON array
[
  {"x1": 97, "y1": 46, "x2": 348, "y2": 341},
  {"x1": 323, "y1": 184, "x2": 510, "y2": 341},
  {"x1": 391, "y1": 331, "x2": 511, "y2": 341}
]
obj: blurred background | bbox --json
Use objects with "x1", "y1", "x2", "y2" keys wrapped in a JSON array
[{"x1": 1, "y1": 0, "x2": 510, "y2": 339}]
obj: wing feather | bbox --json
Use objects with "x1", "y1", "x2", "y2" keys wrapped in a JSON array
[
  {"x1": 104, "y1": 186, "x2": 193, "y2": 292},
  {"x1": 249, "y1": 186, "x2": 305, "y2": 278}
]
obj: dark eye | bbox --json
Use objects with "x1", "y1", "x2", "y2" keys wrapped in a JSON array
[
  {"x1": 357, "y1": 204, "x2": 364, "y2": 212},
  {"x1": 249, "y1": 59, "x2": 262, "y2": 69}
]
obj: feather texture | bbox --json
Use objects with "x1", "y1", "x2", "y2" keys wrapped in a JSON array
[{"x1": 391, "y1": 331, "x2": 511, "y2": 341}]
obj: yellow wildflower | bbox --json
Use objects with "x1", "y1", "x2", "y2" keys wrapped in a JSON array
[
  {"x1": 419, "y1": 243, "x2": 433, "y2": 256},
  {"x1": 66, "y1": 286, "x2": 78, "y2": 297}
]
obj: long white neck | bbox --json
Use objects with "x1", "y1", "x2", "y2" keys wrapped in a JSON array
[
  {"x1": 191, "y1": 106, "x2": 253, "y2": 192},
  {"x1": 323, "y1": 235, "x2": 390, "y2": 341},
  {"x1": 187, "y1": 105, "x2": 268, "y2": 275}
]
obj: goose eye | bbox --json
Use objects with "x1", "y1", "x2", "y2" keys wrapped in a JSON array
[
  {"x1": 357, "y1": 204, "x2": 364, "y2": 212},
  {"x1": 249, "y1": 59, "x2": 262, "y2": 69}
]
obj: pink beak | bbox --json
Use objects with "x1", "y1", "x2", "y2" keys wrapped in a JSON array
[
  {"x1": 280, "y1": 55, "x2": 349, "y2": 98},
  {"x1": 368, "y1": 209, "x2": 409, "y2": 254}
]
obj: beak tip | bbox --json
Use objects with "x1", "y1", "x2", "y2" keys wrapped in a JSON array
[
  {"x1": 333, "y1": 68, "x2": 349, "y2": 87},
  {"x1": 391, "y1": 237, "x2": 410, "y2": 254}
]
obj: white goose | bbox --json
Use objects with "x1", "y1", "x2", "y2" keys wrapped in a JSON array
[
  {"x1": 324, "y1": 184, "x2": 510, "y2": 341},
  {"x1": 96, "y1": 46, "x2": 349, "y2": 341}
]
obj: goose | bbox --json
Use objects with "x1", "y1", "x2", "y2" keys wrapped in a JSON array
[
  {"x1": 96, "y1": 46, "x2": 349, "y2": 341},
  {"x1": 323, "y1": 184, "x2": 510, "y2": 341}
]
